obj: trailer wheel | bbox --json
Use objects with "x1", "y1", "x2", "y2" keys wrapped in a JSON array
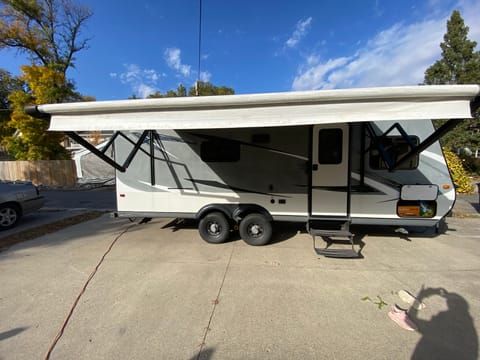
[
  {"x1": 198, "y1": 212, "x2": 230, "y2": 244},
  {"x1": 239, "y1": 213, "x2": 272, "y2": 246}
]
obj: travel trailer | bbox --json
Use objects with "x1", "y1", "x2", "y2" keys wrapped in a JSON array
[{"x1": 28, "y1": 85, "x2": 480, "y2": 257}]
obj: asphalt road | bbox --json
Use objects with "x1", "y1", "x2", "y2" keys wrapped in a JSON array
[
  {"x1": 0, "y1": 186, "x2": 116, "y2": 242},
  {"x1": 42, "y1": 186, "x2": 116, "y2": 211},
  {"x1": 1, "y1": 214, "x2": 480, "y2": 359}
]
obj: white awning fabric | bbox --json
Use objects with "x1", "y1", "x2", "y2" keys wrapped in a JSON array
[{"x1": 30, "y1": 85, "x2": 480, "y2": 131}]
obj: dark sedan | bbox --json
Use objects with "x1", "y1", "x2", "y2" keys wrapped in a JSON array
[{"x1": 0, "y1": 181, "x2": 44, "y2": 230}]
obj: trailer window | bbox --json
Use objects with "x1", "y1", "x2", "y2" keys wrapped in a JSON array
[
  {"x1": 318, "y1": 128, "x2": 343, "y2": 164},
  {"x1": 369, "y1": 136, "x2": 419, "y2": 170},
  {"x1": 201, "y1": 140, "x2": 240, "y2": 162}
]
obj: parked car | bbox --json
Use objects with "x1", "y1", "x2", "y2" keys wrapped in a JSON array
[{"x1": 0, "y1": 181, "x2": 44, "y2": 230}]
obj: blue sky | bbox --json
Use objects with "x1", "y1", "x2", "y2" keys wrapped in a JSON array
[{"x1": 1, "y1": 0, "x2": 479, "y2": 100}]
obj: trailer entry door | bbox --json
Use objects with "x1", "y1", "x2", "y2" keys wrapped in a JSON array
[{"x1": 311, "y1": 124, "x2": 349, "y2": 217}]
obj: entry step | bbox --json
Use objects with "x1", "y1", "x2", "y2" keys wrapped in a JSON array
[
  {"x1": 314, "y1": 247, "x2": 359, "y2": 258},
  {"x1": 309, "y1": 229, "x2": 353, "y2": 238},
  {"x1": 308, "y1": 220, "x2": 360, "y2": 258}
]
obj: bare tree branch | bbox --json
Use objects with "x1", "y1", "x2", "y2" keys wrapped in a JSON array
[{"x1": 0, "y1": 0, "x2": 92, "y2": 74}]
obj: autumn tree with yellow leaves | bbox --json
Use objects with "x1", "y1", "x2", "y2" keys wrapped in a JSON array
[
  {"x1": 6, "y1": 65, "x2": 79, "y2": 159},
  {"x1": 0, "y1": 0, "x2": 92, "y2": 159}
]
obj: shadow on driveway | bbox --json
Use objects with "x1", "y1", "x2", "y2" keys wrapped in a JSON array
[
  {"x1": 0, "y1": 327, "x2": 28, "y2": 341},
  {"x1": 411, "y1": 287, "x2": 478, "y2": 360}
]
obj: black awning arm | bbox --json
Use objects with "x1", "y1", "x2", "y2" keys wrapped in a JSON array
[
  {"x1": 391, "y1": 118, "x2": 462, "y2": 171},
  {"x1": 65, "y1": 130, "x2": 149, "y2": 173},
  {"x1": 471, "y1": 95, "x2": 480, "y2": 115}
]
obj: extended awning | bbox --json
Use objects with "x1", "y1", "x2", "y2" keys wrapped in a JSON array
[
  {"x1": 26, "y1": 85, "x2": 480, "y2": 131},
  {"x1": 25, "y1": 85, "x2": 480, "y2": 173}
]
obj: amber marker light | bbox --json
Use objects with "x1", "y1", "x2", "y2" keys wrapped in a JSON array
[{"x1": 442, "y1": 184, "x2": 451, "y2": 189}]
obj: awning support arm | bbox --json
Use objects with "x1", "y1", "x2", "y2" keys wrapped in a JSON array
[
  {"x1": 391, "y1": 118, "x2": 462, "y2": 171},
  {"x1": 99, "y1": 131, "x2": 121, "y2": 154},
  {"x1": 65, "y1": 130, "x2": 149, "y2": 173},
  {"x1": 66, "y1": 131, "x2": 125, "y2": 171},
  {"x1": 122, "y1": 130, "x2": 149, "y2": 169}
]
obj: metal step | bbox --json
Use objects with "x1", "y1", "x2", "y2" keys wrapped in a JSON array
[
  {"x1": 309, "y1": 229, "x2": 353, "y2": 238},
  {"x1": 309, "y1": 220, "x2": 360, "y2": 258},
  {"x1": 314, "y1": 247, "x2": 359, "y2": 258}
]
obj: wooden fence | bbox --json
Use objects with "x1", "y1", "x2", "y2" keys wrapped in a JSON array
[{"x1": 0, "y1": 160, "x2": 77, "y2": 186}]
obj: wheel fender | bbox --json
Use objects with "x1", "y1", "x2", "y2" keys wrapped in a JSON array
[
  {"x1": 232, "y1": 204, "x2": 273, "y2": 222},
  {"x1": 196, "y1": 204, "x2": 233, "y2": 220},
  {"x1": 1, "y1": 202, "x2": 22, "y2": 216}
]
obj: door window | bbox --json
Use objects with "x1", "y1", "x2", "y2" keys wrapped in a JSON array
[{"x1": 318, "y1": 128, "x2": 343, "y2": 164}]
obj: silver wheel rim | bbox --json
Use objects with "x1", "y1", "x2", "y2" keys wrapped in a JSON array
[
  {"x1": 0, "y1": 208, "x2": 17, "y2": 227},
  {"x1": 206, "y1": 221, "x2": 222, "y2": 236},
  {"x1": 247, "y1": 223, "x2": 263, "y2": 238}
]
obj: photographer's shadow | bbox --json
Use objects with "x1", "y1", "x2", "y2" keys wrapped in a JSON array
[{"x1": 411, "y1": 287, "x2": 478, "y2": 360}]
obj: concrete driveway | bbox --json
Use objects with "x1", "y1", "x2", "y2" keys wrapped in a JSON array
[{"x1": 0, "y1": 215, "x2": 479, "y2": 359}]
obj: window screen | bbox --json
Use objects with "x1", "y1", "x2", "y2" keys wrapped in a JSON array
[
  {"x1": 369, "y1": 136, "x2": 419, "y2": 170},
  {"x1": 318, "y1": 128, "x2": 343, "y2": 164}
]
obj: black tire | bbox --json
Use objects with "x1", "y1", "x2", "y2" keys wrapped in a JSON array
[
  {"x1": 198, "y1": 212, "x2": 230, "y2": 244},
  {"x1": 0, "y1": 203, "x2": 21, "y2": 230},
  {"x1": 239, "y1": 213, "x2": 272, "y2": 246}
]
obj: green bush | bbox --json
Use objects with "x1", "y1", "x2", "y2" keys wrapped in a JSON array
[
  {"x1": 443, "y1": 148, "x2": 474, "y2": 193},
  {"x1": 459, "y1": 154, "x2": 480, "y2": 175}
]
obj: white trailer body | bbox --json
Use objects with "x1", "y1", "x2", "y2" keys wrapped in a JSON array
[
  {"x1": 111, "y1": 121, "x2": 448, "y2": 226},
  {"x1": 28, "y1": 85, "x2": 480, "y2": 256}
]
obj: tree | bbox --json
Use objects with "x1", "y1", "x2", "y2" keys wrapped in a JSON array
[
  {"x1": 188, "y1": 81, "x2": 234, "y2": 96},
  {"x1": 424, "y1": 10, "x2": 480, "y2": 151},
  {"x1": 0, "y1": 68, "x2": 22, "y2": 110},
  {"x1": 425, "y1": 11, "x2": 480, "y2": 85},
  {"x1": 0, "y1": 68, "x2": 22, "y2": 152},
  {"x1": 0, "y1": 0, "x2": 92, "y2": 160},
  {"x1": 152, "y1": 84, "x2": 187, "y2": 98},
  {"x1": 4, "y1": 65, "x2": 73, "y2": 159},
  {"x1": 0, "y1": 0, "x2": 93, "y2": 74},
  {"x1": 144, "y1": 82, "x2": 233, "y2": 99}
]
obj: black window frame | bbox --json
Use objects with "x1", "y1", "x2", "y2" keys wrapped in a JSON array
[{"x1": 318, "y1": 128, "x2": 343, "y2": 165}]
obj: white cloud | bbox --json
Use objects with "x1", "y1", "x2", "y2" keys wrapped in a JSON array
[
  {"x1": 164, "y1": 47, "x2": 213, "y2": 83},
  {"x1": 136, "y1": 83, "x2": 158, "y2": 98},
  {"x1": 164, "y1": 48, "x2": 191, "y2": 77},
  {"x1": 292, "y1": 57, "x2": 350, "y2": 90},
  {"x1": 110, "y1": 47, "x2": 213, "y2": 97},
  {"x1": 110, "y1": 63, "x2": 163, "y2": 98},
  {"x1": 200, "y1": 71, "x2": 212, "y2": 82},
  {"x1": 285, "y1": 17, "x2": 313, "y2": 49},
  {"x1": 292, "y1": 1, "x2": 480, "y2": 90}
]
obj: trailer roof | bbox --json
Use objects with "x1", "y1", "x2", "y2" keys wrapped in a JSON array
[{"x1": 28, "y1": 85, "x2": 480, "y2": 131}]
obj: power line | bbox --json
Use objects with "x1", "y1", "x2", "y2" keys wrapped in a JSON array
[{"x1": 195, "y1": 0, "x2": 203, "y2": 96}]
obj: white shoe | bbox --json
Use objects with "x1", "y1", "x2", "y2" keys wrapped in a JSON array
[{"x1": 398, "y1": 289, "x2": 426, "y2": 310}]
